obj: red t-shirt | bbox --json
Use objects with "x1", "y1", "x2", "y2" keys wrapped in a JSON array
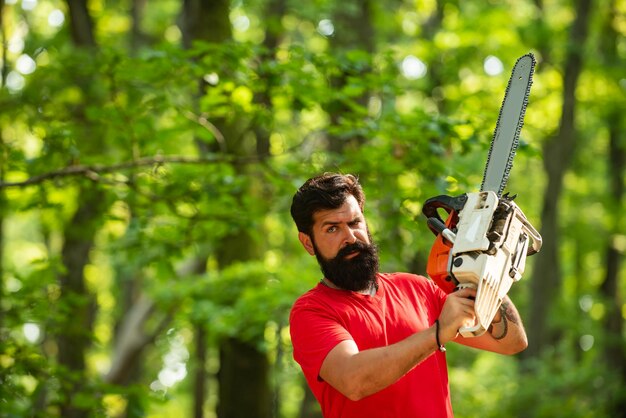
[{"x1": 289, "y1": 272, "x2": 452, "y2": 418}]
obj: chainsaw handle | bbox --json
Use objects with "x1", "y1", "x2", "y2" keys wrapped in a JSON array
[{"x1": 422, "y1": 194, "x2": 468, "y2": 235}]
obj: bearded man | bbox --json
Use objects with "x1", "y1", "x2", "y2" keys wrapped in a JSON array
[{"x1": 289, "y1": 173, "x2": 527, "y2": 418}]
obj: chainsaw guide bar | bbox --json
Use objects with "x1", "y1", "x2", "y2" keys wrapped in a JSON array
[{"x1": 480, "y1": 53, "x2": 535, "y2": 196}]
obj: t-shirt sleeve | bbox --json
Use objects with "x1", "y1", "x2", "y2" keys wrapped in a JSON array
[
  {"x1": 409, "y1": 274, "x2": 448, "y2": 320},
  {"x1": 289, "y1": 298, "x2": 353, "y2": 382},
  {"x1": 427, "y1": 277, "x2": 448, "y2": 315}
]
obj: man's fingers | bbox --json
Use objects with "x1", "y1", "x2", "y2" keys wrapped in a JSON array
[
  {"x1": 453, "y1": 287, "x2": 477, "y2": 298},
  {"x1": 448, "y1": 293, "x2": 475, "y2": 309}
]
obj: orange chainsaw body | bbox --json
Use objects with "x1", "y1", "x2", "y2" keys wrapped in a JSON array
[
  {"x1": 422, "y1": 194, "x2": 467, "y2": 294},
  {"x1": 426, "y1": 212, "x2": 458, "y2": 294}
]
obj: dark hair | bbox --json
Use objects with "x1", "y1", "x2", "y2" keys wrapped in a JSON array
[{"x1": 290, "y1": 173, "x2": 365, "y2": 235}]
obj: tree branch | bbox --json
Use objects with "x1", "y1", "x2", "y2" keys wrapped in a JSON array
[{"x1": 0, "y1": 154, "x2": 264, "y2": 188}]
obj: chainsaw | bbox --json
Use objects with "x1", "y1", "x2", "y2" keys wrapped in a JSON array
[{"x1": 422, "y1": 53, "x2": 542, "y2": 337}]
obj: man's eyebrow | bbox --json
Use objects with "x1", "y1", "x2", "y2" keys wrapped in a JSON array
[{"x1": 320, "y1": 216, "x2": 362, "y2": 227}]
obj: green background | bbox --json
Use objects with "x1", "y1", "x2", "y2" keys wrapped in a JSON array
[{"x1": 0, "y1": 0, "x2": 624, "y2": 417}]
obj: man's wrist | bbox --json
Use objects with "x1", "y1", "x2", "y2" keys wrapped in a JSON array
[{"x1": 434, "y1": 320, "x2": 446, "y2": 352}]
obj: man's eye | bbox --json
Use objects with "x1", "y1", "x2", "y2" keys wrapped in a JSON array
[{"x1": 327, "y1": 226, "x2": 337, "y2": 233}]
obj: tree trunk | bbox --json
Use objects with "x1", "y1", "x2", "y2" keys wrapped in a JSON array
[
  {"x1": 597, "y1": 1, "x2": 626, "y2": 411},
  {"x1": 253, "y1": 0, "x2": 286, "y2": 159},
  {"x1": 326, "y1": 0, "x2": 375, "y2": 153},
  {"x1": 214, "y1": 230, "x2": 271, "y2": 418},
  {"x1": 1, "y1": 0, "x2": 8, "y2": 84},
  {"x1": 422, "y1": 0, "x2": 446, "y2": 114},
  {"x1": 66, "y1": 0, "x2": 96, "y2": 47},
  {"x1": 529, "y1": 0, "x2": 552, "y2": 66},
  {"x1": 192, "y1": 324, "x2": 208, "y2": 418},
  {"x1": 524, "y1": 0, "x2": 593, "y2": 359},
  {"x1": 130, "y1": 0, "x2": 147, "y2": 52},
  {"x1": 180, "y1": 2, "x2": 232, "y2": 415},
  {"x1": 217, "y1": 337, "x2": 271, "y2": 418},
  {"x1": 0, "y1": 132, "x2": 5, "y2": 335},
  {"x1": 1, "y1": 0, "x2": 7, "y2": 342},
  {"x1": 181, "y1": 0, "x2": 232, "y2": 48},
  {"x1": 299, "y1": 383, "x2": 322, "y2": 418},
  {"x1": 406, "y1": 0, "x2": 447, "y2": 273},
  {"x1": 56, "y1": 3, "x2": 100, "y2": 416},
  {"x1": 180, "y1": 2, "x2": 272, "y2": 417},
  {"x1": 188, "y1": 251, "x2": 211, "y2": 418},
  {"x1": 58, "y1": 185, "x2": 106, "y2": 418},
  {"x1": 600, "y1": 112, "x2": 625, "y2": 375}
]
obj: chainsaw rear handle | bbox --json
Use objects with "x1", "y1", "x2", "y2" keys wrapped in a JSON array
[{"x1": 422, "y1": 194, "x2": 468, "y2": 235}]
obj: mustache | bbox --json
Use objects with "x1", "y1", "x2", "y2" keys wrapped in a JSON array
[{"x1": 335, "y1": 241, "x2": 372, "y2": 259}]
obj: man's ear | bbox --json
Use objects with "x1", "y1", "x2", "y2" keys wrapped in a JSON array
[{"x1": 298, "y1": 232, "x2": 316, "y2": 256}]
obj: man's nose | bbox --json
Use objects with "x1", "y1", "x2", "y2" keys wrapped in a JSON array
[{"x1": 343, "y1": 228, "x2": 358, "y2": 245}]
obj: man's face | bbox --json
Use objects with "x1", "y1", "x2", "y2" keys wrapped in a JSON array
[{"x1": 298, "y1": 195, "x2": 379, "y2": 291}]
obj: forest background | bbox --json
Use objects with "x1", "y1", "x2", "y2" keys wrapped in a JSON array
[{"x1": 1, "y1": 0, "x2": 625, "y2": 417}]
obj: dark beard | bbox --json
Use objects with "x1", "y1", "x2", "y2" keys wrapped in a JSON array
[{"x1": 314, "y1": 239, "x2": 380, "y2": 292}]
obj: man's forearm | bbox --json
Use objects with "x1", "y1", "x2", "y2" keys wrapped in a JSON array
[
  {"x1": 488, "y1": 298, "x2": 527, "y2": 349},
  {"x1": 320, "y1": 325, "x2": 440, "y2": 401},
  {"x1": 320, "y1": 287, "x2": 479, "y2": 400},
  {"x1": 457, "y1": 296, "x2": 528, "y2": 354}
]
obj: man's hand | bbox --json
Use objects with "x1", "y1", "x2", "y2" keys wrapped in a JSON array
[{"x1": 437, "y1": 287, "x2": 477, "y2": 344}]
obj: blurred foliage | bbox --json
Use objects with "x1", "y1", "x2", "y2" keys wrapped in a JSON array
[{"x1": 0, "y1": 0, "x2": 624, "y2": 417}]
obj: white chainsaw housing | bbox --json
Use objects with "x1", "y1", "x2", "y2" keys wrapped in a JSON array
[{"x1": 450, "y1": 191, "x2": 542, "y2": 337}]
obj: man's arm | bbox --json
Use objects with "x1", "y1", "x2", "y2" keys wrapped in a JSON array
[
  {"x1": 454, "y1": 295, "x2": 528, "y2": 355},
  {"x1": 319, "y1": 287, "x2": 476, "y2": 401}
]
